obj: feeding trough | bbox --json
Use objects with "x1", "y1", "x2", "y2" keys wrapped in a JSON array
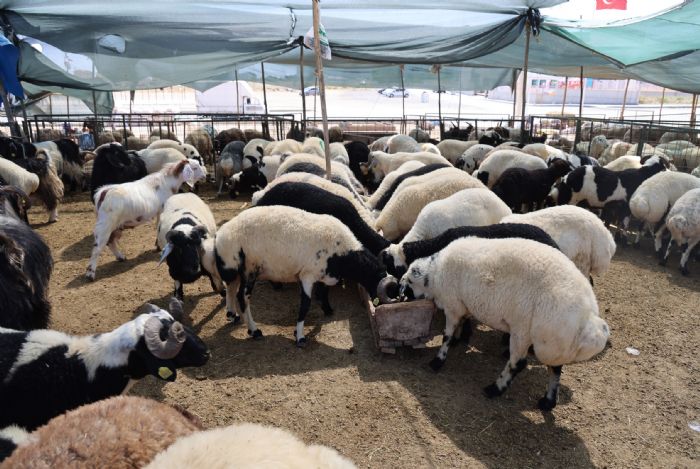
[{"x1": 358, "y1": 286, "x2": 437, "y2": 354}]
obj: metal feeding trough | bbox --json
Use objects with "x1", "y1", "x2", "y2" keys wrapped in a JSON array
[{"x1": 358, "y1": 286, "x2": 437, "y2": 354}]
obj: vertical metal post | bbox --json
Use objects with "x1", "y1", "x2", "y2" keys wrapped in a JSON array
[
  {"x1": 437, "y1": 65, "x2": 443, "y2": 140},
  {"x1": 122, "y1": 114, "x2": 128, "y2": 150},
  {"x1": 261, "y1": 62, "x2": 270, "y2": 139},
  {"x1": 92, "y1": 91, "x2": 97, "y2": 117},
  {"x1": 299, "y1": 44, "x2": 307, "y2": 130},
  {"x1": 66, "y1": 95, "x2": 70, "y2": 119},
  {"x1": 658, "y1": 87, "x2": 666, "y2": 123},
  {"x1": 690, "y1": 93, "x2": 698, "y2": 128},
  {"x1": 21, "y1": 100, "x2": 31, "y2": 142},
  {"x1": 560, "y1": 76, "x2": 569, "y2": 116},
  {"x1": 520, "y1": 20, "x2": 531, "y2": 136},
  {"x1": 575, "y1": 67, "x2": 584, "y2": 145},
  {"x1": 457, "y1": 68, "x2": 463, "y2": 131},
  {"x1": 400, "y1": 65, "x2": 406, "y2": 134},
  {"x1": 619, "y1": 79, "x2": 630, "y2": 120},
  {"x1": 312, "y1": 0, "x2": 331, "y2": 179},
  {"x1": 234, "y1": 68, "x2": 240, "y2": 114}
]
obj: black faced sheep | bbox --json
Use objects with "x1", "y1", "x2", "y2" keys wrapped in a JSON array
[
  {"x1": 2, "y1": 396, "x2": 204, "y2": 465},
  {"x1": 366, "y1": 160, "x2": 424, "y2": 210},
  {"x1": 399, "y1": 237, "x2": 610, "y2": 410},
  {"x1": 373, "y1": 163, "x2": 451, "y2": 212},
  {"x1": 365, "y1": 150, "x2": 451, "y2": 185},
  {"x1": 473, "y1": 149, "x2": 547, "y2": 188},
  {"x1": 491, "y1": 158, "x2": 573, "y2": 212},
  {"x1": 214, "y1": 206, "x2": 386, "y2": 347},
  {"x1": 344, "y1": 140, "x2": 371, "y2": 188},
  {"x1": 0, "y1": 185, "x2": 31, "y2": 223},
  {"x1": 0, "y1": 298, "x2": 209, "y2": 431},
  {"x1": 156, "y1": 193, "x2": 224, "y2": 300},
  {"x1": 89, "y1": 144, "x2": 147, "y2": 200},
  {"x1": 478, "y1": 130, "x2": 504, "y2": 147},
  {"x1": 216, "y1": 140, "x2": 247, "y2": 196},
  {"x1": 454, "y1": 144, "x2": 493, "y2": 173}
]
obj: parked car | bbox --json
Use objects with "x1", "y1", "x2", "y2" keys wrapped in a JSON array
[
  {"x1": 300, "y1": 86, "x2": 319, "y2": 96},
  {"x1": 379, "y1": 86, "x2": 409, "y2": 98}
]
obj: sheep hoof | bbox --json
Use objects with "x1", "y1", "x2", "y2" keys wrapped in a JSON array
[
  {"x1": 248, "y1": 329, "x2": 263, "y2": 340},
  {"x1": 48, "y1": 217, "x2": 58, "y2": 223},
  {"x1": 116, "y1": 255, "x2": 126, "y2": 262},
  {"x1": 483, "y1": 383, "x2": 504, "y2": 399},
  {"x1": 296, "y1": 337, "x2": 307, "y2": 348},
  {"x1": 428, "y1": 357, "x2": 445, "y2": 372},
  {"x1": 226, "y1": 311, "x2": 241, "y2": 325},
  {"x1": 680, "y1": 266, "x2": 690, "y2": 276},
  {"x1": 537, "y1": 396, "x2": 557, "y2": 411},
  {"x1": 658, "y1": 258, "x2": 667, "y2": 267},
  {"x1": 85, "y1": 270, "x2": 95, "y2": 282}
]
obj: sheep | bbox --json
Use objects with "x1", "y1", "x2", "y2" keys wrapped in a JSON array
[
  {"x1": 344, "y1": 140, "x2": 371, "y2": 188},
  {"x1": 521, "y1": 143, "x2": 565, "y2": 161},
  {"x1": 598, "y1": 141, "x2": 632, "y2": 166},
  {"x1": 264, "y1": 138, "x2": 303, "y2": 156},
  {"x1": 386, "y1": 134, "x2": 420, "y2": 153},
  {"x1": 330, "y1": 142, "x2": 350, "y2": 165},
  {"x1": 630, "y1": 172, "x2": 700, "y2": 253},
  {"x1": 0, "y1": 425, "x2": 30, "y2": 461},
  {"x1": 366, "y1": 160, "x2": 424, "y2": 210},
  {"x1": 477, "y1": 129, "x2": 504, "y2": 147},
  {"x1": 97, "y1": 131, "x2": 116, "y2": 145},
  {"x1": 369, "y1": 136, "x2": 390, "y2": 152},
  {"x1": 85, "y1": 160, "x2": 198, "y2": 281},
  {"x1": 214, "y1": 206, "x2": 386, "y2": 346},
  {"x1": 216, "y1": 141, "x2": 246, "y2": 196},
  {"x1": 149, "y1": 129, "x2": 180, "y2": 142},
  {"x1": 491, "y1": 159, "x2": 573, "y2": 212},
  {"x1": 604, "y1": 155, "x2": 641, "y2": 171},
  {"x1": 35, "y1": 128, "x2": 62, "y2": 142},
  {"x1": 409, "y1": 128, "x2": 431, "y2": 143},
  {"x1": 254, "y1": 181, "x2": 389, "y2": 256},
  {"x1": 244, "y1": 128, "x2": 264, "y2": 141},
  {"x1": 156, "y1": 193, "x2": 224, "y2": 300},
  {"x1": 0, "y1": 157, "x2": 39, "y2": 198},
  {"x1": 366, "y1": 150, "x2": 451, "y2": 184},
  {"x1": 329, "y1": 125, "x2": 344, "y2": 142},
  {"x1": 185, "y1": 128, "x2": 214, "y2": 165},
  {"x1": 0, "y1": 200, "x2": 52, "y2": 331},
  {"x1": 276, "y1": 154, "x2": 366, "y2": 203},
  {"x1": 588, "y1": 135, "x2": 609, "y2": 158},
  {"x1": 473, "y1": 149, "x2": 548, "y2": 188},
  {"x1": 89, "y1": 144, "x2": 148, "y2": 200},
  {"x1": 419, "y1": 142, "x2": 441, "y2": 155},
  {"x1": 372, "y1": 163, "x2": 451, "y2": 212},
  {"x1": 454, "y1": 144, "x2": 493, "y2": 173},
  {"x1": 501, "y1": 205, "x2": 617, "y2": 281},
  {"x1": 661, "y1": 188, "x2": 700, "y2": 275},
  {"x1": 0, "y1": 185, "x2": 31, "y2": 223},
  {"x1": 375, "y1": 168, "x2": 485, "y2": 241},
  {"x1": 550, "y1": 155, "x2": 669, "y2": 240},
  {"x1": 305, "y1": 127, "x2": 324, "y2": 139},
  {"x1": 242, "y1": 138, "x2": 272, "y2": 162},
  {"x1": 145, "y1": 423, "x2": 356, "y2": 469},
  {"x1": 399, "y1": 237, "x2": 610, "y2": 410},
  {"x1": 2, "y1": 396, "x2": 204, "y2": 466},
  {"x1": 301, "y1": 136, "x2": 325, "y2": 158},
  {"x1": 659, "y1": 132, "x2": 690, "y2": 144},
  {"x1": 0, "y1": 298, "x2": 209, "y2": 431},
  {"x1": 381, "y1": 188, "x2": 512, "y2": 276},
  {"x1": 124, "y1": 135, "x2": 149, "y2": 150},
  {"x1": 138, "y1": 147, "x2": 202, "y2": 174},
  {"x1": 692, "y1": 166, "x2": 700, "y2": 178},
  {"x1": 436, "y1": 139, "x2": 479, "y2": 164}
]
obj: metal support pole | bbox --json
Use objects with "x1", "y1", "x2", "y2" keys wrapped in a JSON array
[
  {"x1": 690, "y1": 93, "x2": 698, "y2": 128},
  {"x1": 619, "y1": 79, "x2": 630, "y2": 120},
  {"x1": 312, "y1": 0, "x2": 331, "y2": 179},
  {"x1": 575, "y1": 67, "x2": 584, "y2": 145},
  {"x1": 658, "y1": 87, "x2": 666, "y2": 123},
  {"x1": 21, "y1": 100, "x2": 31, "y2": 142},
  {"x1": 300, "y1": 44, "x2": 307, "y2": 130},
  {"x1": 234, "y1": 68, "x2": 240, "y2": 114},
  {"x1": 261, "y1": 62, "x2": 270, "y2": 139},
  {"x1": 457, "y1": 68, "x2": 463, "y2": 130},
  {"x1": 560, "y1": 76, "x2": 569, "y2": 116},
  {"x1": 400, "y1": 65, "x2": 406, "y2": 134},
  {"x1": 66, "y1": 95, "x2": 70, "y2": 119},
  {"x1": 520, "y1": 20, "x2": 531, "y2": 138},
  {"x1": 92, "y1": 91, "x2": 97, "y2": 117},
  {"x1": 437, "y1": 65, "x2": 443, "y2": 140},
  {"x1": 122, "y1": 114, "x2": 128, "y2": 150}
]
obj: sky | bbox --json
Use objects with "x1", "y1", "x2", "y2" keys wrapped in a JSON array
[{"x1": 543, "y1": 0, "x2": 684, "y2": 22}]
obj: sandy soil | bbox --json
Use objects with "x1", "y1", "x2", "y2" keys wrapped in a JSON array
[{"x1": 31, "y1": 187, "x2": 699, "y2": 468}]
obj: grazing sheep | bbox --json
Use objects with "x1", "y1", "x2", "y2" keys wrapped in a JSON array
[
  {"x1": 501, "y1": 205, "x2": 616, "y2": 281},
  {"x1": 145, "y1": 423, "x2": 356, "y2": 469},
  {"x1": 366, "y1": 160, "x2": 424, "y2": 210},
  {"x1": 604, "y1": 155, "x2": 641, "y2": 171},
  {"x1": 491, "y1": 159, "x2": 573, "y2": 212},
  {"x1": 344, "y1": 141, "x2": 371, "y2": 188},
  {"x1": 330, "y1": 142, "x2": 350, "y2": 165},
  {"x1": 0, "y1": 298, "x2": 209, "y2": 431},
  {"x1": 276, "y1": 154, "x2": 365, "y2": 203},
  {"x1": 89, "y1": 144, "x2": 147, "y2": 200},
  {"x1": 386, "y1": 134, "x2": 420, "y2": 153},
  {"x1": 521, "y1": 143, "x2": 565, "y2": 161},
  {"x1": 2, "y1": 396, "x2": 203, "y2": 466},
  {"x1": 214, "y1": 206, "x2": 386, "y2": 346},
  {"x1": 381, "y1": 188, "x2": 512, "y2": 276},
  {"x1": 436, "y1": 139, "x2": 479, "y2": 165},
  {"x1": 373, "y1": 163, "x2": 451, "y2": 212},
  {"x1": 254, "y1": 181, "x2": 389, "y2": 256},
  {"x1": 86, "y1": 160, "x2": 198, "y2": 281},
  {"x1": 399, "y1": 237, "x2": 610, "y2": 410},
  {"x1": 366, "y1": 150, "x2": 451, "y2": 184},
  {"x1": 454, "y1": 144, "x2": 493, "y2": 173},
  {"x1": 661, "y1": 188, "x2": 700, "y2": 275},
  {"x1": 185, "y1": 129, "x2": 214, "y2": 165},
  {"x1": 0, "y1": 207, "x2": 53, "y2": 331},
  {"x1": 474, "y1": 149, "x2": 548, "y2": 188},
  {"x1": 369, "y1": 136, "x2": 390, "y2": 152},
  {"x1": 375, "y1": 168, "x2": 485, "y2": 241},
  {"x1": 630, "y1": 172, "x2": 700, "y2": 253},
  {"x1": 301, "y1": 136, "x2": 325, "y2": 158},
  {"x1": 156, "y1": 193, "x2": 224, "y2": 300}
]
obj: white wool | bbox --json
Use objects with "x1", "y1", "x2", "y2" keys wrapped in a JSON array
[
  {"x1": 436, "y1": 139, "x2": 479, "y2": 164},
  {"x1": 367, "y1": 160, "x2": 424, "y2": 209},
  {"x1": 604, "y1": 155, "x2": 641, "y2": 171},
  {"x1": 402, "y1": 237, "x2": 610, "y2": 366},
  {"x1": 264, "y1": 139, "x2": 303, "y2": 156},
  {"x1": 145, "y1": 423, "x2": 356, "y2": 469},
  {"x1": 521, "y1": 143, "x2": 565, "y2": 161},
  {"x1": 138, "y1": 147, "x2": 186, "y2": 173},
  {"x1": 477, "y1": 150, "x2": 548, "y2": 187},
  {"x1": 156, "y1": 193, "x2": 217, "y2": 250},
  {"x1": 301, "y1": 136, "x2": 325, "y2": 158},
  {"x1": 147, "y1": 140, "x2": 200, "y2": 158},
  {"x1": 0, "y1": 425, "x2": 34, "y2": 448},
  {"x1": 458, "y1": 144, "x2": 493, "y2": 173},
  {"x1": 588, "y1": 135, "x2": 610, "y2": 159},
  {"x1": 368, "y1": 150, "x2": 451, "y2": 183},
  {"x1": 330, "y1": 142, "x2": 350, "y2": 165},
  {"x1": 419, "y1": 143, "x2": 441, "y2": 155},
  {"x1": 386, "y1": 134, "x2": 420, "y2": 154},
  {"x1": 375, "y1": 168, "x2": 485, "y2": 241},
  {"x1": 665, "y1": 188, "x2": 700, "y2": 270},
  {"x1": 276, "y1": 154, "x2": 365, "y2": 202},
  {"x1": 242, "y1": 138, "x2": 271, "y2": 160},
  {"x1": 501, "y1": 205, "x2": 616, "y2": 277},
  {"x1": 0, "y1": 157, "x2": 40, "y2": 195}
]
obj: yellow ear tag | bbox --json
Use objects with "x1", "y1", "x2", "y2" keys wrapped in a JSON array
[
  {"x1": 372, "y1": 298, "x2": 380, "y2": 307},
  {"x1": 158, "y1": 367, "x2": 173, "y2": 380}
]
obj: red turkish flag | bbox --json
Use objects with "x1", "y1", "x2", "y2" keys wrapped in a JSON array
[{"x1": 596, "y1": 0, "x2": 627, "y2": 10}]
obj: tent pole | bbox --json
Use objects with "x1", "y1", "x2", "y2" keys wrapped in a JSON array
[
  {"x1": 91, "y1": 91, "x2": 97, "y2": 117},
  {"x1": 0, "y1": 80, "x2": 20, "y2": 138},
  {"x1": 575, "y1": 67, "x2": 584, "y2": 145},
  {"x1": 511, "y1": 73, "x2": 518, "y2": 126},
  {"x1": 21, "y1": 99, "x2": 31, "y2": 142},
  {"x1": 299, "y1": 44, "x2": 307, "y2": 130},
  {"x1": 400, "y1": 65, "x2": 405, "y2": 134},
  {"x1": 619, "y1": 79, "x2": 630, "y2": 120},
  {"x1": 560, "y1": 76, "x2": 568, "y2": 116},
  {"x1": 312, "y1": 0, "x2": 331, "y2": 179},
  {"x1": 658, "y1": 87, "x2": 666, "y2": 123},
  {"x1": 261, "y1": 62, "x2": 270, "y2": 139},
  {"x1": 437, "y1": 65, "x2": 443, "y2": 140},
  {"x1": 235, "y1": 68, "x2": 240, "y2": 114},
  {"x1": 66, "y1": 95, "x2": 70, "y2": 119},
  {"x1": 457, "y1": 68, "x2": 462, "y2": 131},
  {"x1": 520, "y1": 20, "x2": 531, "y2": 139},
  {"x1": 690, "y1": 93, "x2": 698, "y2": 128}
]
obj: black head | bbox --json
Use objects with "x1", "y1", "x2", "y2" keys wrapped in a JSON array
[
  {"x1": 476, "y1": 170, "x2": 489, "y2": 186},
  {"x1": 0, "y1": 137, "x2": 20, "y2": 160},
  {"x1": 0, "y1": 186, "x2": 31, "y2": 223},
  {"x1": 164, "y1": 226, "x2": 207, "y2": 284}
]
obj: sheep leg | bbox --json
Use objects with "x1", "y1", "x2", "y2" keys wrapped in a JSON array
[
  {"x1": 314, "y1": 283, "x2": 333, "y2": 316},
  {"x1": 48, "y1": 207, "x2": 59, "y2": 223},
  {"x1": 679, "y1": 238, "x2": 700, "y2": 276},
  {"x1": 659, "y1": 238, "x2": 675, "y2": 266},
  {"x1": 429, "y1": 310, "x2": 461, "y2": 371},
  {"x1": 216, "y1": 173, "x2": 224, "y2": 196},
  {"x1": 292, "y1": 279, "x2": 315, "y2": 348},
  {"x1": 451, "y1": 317, "x2": 472, "y2": 345},
  {"x1": 224, "y1": 275, "x2": 242, "y2": 325},
  {"x1": 653, "y1": 223, "x2": 668, "y2": 253},
  {"x1": 483, "y1": 334, "x2": 529, "y2": 398},
  {"x1": 538, "y1": 365, "x2": 563, "y2": 411},
  {"x1": 85, "y1": 218, "x2": 115, "y2": 281},
  {"x1": 107, "y1": 229, "x2": 126, "y2": 261},
  {"x1": 241, "y1": 274, "x2": 262, "y2": 339},
  {"x1": 174, "y1": 280, "x2": 184, "y2": 301}
]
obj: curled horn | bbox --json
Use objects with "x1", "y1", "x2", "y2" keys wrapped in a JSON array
[
  {"x1": 376, "y1": 275, "x2": 400, "y2": 304},
  {"x1": 144, "y1": 316, "x2": 186, "y2": 359}
]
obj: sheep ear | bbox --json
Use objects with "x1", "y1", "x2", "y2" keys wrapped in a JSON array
[
  {"x1": 192, "y1": 225, "x2": 208, "y2": 241},
  {"x1": 172, "y1": 159, "x2": 188, "y2": 176},
  {"x1": 0, "y1": 232, "x2": 31, "y2": 290},
  {"x1": 256, "y1": 146, "x2": 264, "y2": 156}
]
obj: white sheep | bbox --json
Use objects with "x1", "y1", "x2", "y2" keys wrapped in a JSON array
[
  {"x1": 242, "y1": 138, "x2": 272, "y2": 160},
  {"x1": 138, "y1": 147, "x2": 189, "y2": 174},
  {"x1": 301, "y1": 136, "x2": 325, "y2": 158},
  {"x1": 419, "y1": 142, "x2": 441, "y2": 155},
  {"x1": 521, "y1": 143, "x2": 565, "y2": 161},
  {"x1": 366, "y1": 160, "x2": 424, "y2": 209},
  {"x1": 386, "y1": 134, "x2": 420, "y2": 153},
  {"x1": 436, "y1": 139, "x2": 478, "y2": 164},
  {"x1": 662, "y1": 188, "x2": 700, "y2": 275},
  {"x1": 276, "y1": 153, "x2": 366, "y2": 202},
  {"x1": 399, "y1": 237, "x2": 610, "y2": 410},
  {"x1": 501, "y1": 205, "x2": 616, "y2": 282},
  {"x1": 630, "y1": 172, "x2": 700, "y2": 252},
  {"x1": 85, "y1": 160, "x2": 197, "y2": 281},
  {"x1": 474, "y1": 149, "x2": 547, "y2": 188},
  {"x1": 375, "y1": 168, "x2": 485, "y2": 241},
  {"x1": 382, "y1": 188, "x2": 511, "y2": 274},
  {"x1": 330, "y1": 142, "x2": 350, "y2": 165},
  {"x1": 604, "y1": 155, "x2": 641, "y2": 171},
  {"x1": 455, "y1": 144, "x2": 493, "y2": 173},
  {"x1": 692, "y1": 166, "x2": 700, "y2": 178},
  {"x1": 0, "y1": 157, "x2": 39, "y2": 196},
  {"x1": 145, "y1": 423, "x2": 356, "y2": 469},
  {"x1": 588, "y1": 135, "x2": 609, "y2": 158},
  {"x1": 264, "y1": 139, "x2": 303, "y2": 156},
  {"x1": 147, "y1": 139, "x2": 200, "y2": 159},
  {"x1": 367, "y1": 150, "x2": 451, "y2": 184},
  {"x1": 598, "y1": 141, "x2": 632, "y2": 166}
]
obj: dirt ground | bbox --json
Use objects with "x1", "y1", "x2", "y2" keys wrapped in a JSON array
[{"x1": 31, "y1": 187, "x2": 699, "y2": 468}]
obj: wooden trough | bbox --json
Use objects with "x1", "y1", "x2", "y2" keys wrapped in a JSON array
[{"x1": 358, "y1": 286, "x2": 437, "y2": 354}]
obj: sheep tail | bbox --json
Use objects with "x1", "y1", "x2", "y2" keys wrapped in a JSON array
[
  {"x1": 35, "y1": 166, "x2": 64, "y2": 212},
  {"x1": 629, "y1": 197, "x2": 650, "y2": 219},
  {"x1": 666, "y1": 214, "x2": 688, "y2": 237}
]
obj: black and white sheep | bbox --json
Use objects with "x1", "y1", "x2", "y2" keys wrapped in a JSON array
[
  {"x1": 661, "y1": 188, "x2": 700, "y2": 275},
  {"x1": 365, "y1": 150, "x2": 451, "y2": 184},
  {"x1": 454, "y1": 144, "x2": 493, "y2": 173},
  {"x1": 34, "y1": 139, "x2": 84, "y2": 192},
  {"x1": 0, "y1": 298, "x2": 210, "y2": 431},
  {"x1": 156, "y1": 193, "x2": 224, "y2": 300},
  {"x1": 366, "y1": 160, "x2": 424, "y2": 210},
  {"x1": 275, "y1": 154, "x2": 366, "y2": 203},
  {"x1": 0, "y1": 185, "x2": 31, "y2": 223},
  {"x1": 491, "y1": 159, "x2": 572, "y2": 212},
  {"x1": 372, "y1": 163, "x2": 451, "y2": 212},
  {"x1": 399, "y1": 237, "x2": 610, "y2": 410},
  {"x1": 344, "y1": 140, "x2": 371, "y2": 189},
  {"x1": 216, "y1": 140, "x2": 247, "y2": 196},
  {"x1": 473, "y1": 149, "x2": 547, "y2": 188},
  {"x1": 214, "y1": 206, "x2": 386, "y2": 346},
  {"x1": 89, "y1": 144, "x2": 147, "y2": 200}
]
